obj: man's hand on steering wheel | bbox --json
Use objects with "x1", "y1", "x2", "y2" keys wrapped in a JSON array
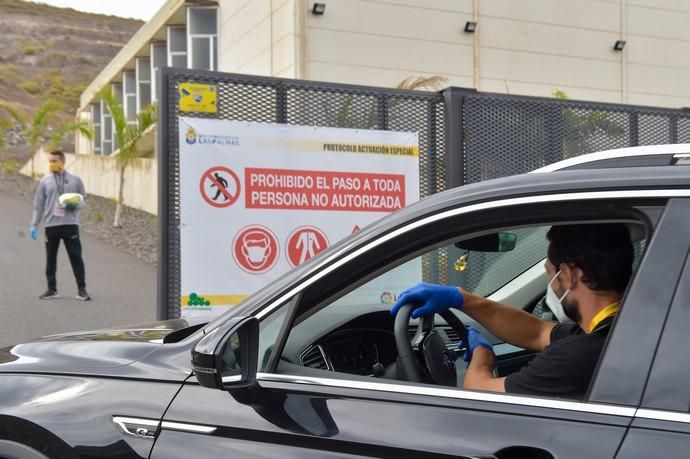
[
  {"x1": 390, "y1": 282, "x2": 464, "y2": 319},
  {"x1": 390, "y1": 282, "x2": 471, "y2": 385}
]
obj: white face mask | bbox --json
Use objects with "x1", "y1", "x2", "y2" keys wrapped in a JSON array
[{"x1": 546, "y1": 270, "x2": 571, "y2": 322}]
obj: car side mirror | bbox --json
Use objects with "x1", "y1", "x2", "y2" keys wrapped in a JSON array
[{"x1": 191, "y1": 316, "x2": 259, "y2": 391}]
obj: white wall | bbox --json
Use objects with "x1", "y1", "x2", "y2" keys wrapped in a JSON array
[
  {"x1": 306, "y1": 0, "x2": 474, "y2": 89},
  {"x1": 627, "y1": 0, "x2": 690, "y2": 107},
  {"x1": 218, "y1": 0, "x2": 297, "y2": 78},
  {"x1": 295, "y1": 0, "x2": 690, "y2": 108},
  {"x1": 477, "y1": 0, "x2": 622, "y2": 103},
  {"x1": 75, "y1": 111, "x2": 92, "y2": 156}
]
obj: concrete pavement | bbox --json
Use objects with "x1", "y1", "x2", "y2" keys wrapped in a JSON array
[{"x1": 0, "y1": 188, "x2": 157, "y2": 347}]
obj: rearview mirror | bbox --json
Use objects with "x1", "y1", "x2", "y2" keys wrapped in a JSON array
[
  {"x1": 191, "y1": 316, "x2": 259, "y2": 391},
  {"x1": 455, "y1": 232, "x2": 517, "y2": 252}
]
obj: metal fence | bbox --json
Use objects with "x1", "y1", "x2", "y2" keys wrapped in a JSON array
[{"x1": 158, "y1": 67, "x2": 690, "y2": 319}]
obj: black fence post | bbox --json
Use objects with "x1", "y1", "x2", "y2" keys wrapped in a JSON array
[
  {"x1": 276, "y1": 82, "x2": 287, "y2": 124},
  {"x1": 378, "y1": 94, "x2": 388, "y2": 130},
  {"x1": 428, "y1": 100, "x2": 438, "y2": 195},
  {"x1": 629, "y1": 112, "x2": 640, "y2": 146},
  {"x1": 157, "y1": 67, "x2": 171, "y2": 320},
  {"x1": 670, "y1": 115, "x2": 679, "y2": 144},
  {"x1": 443, "y1": 87, "x2": 475, "y2": 189}
]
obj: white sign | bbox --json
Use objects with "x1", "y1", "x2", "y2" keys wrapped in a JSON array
[{"x1": 179, "y1": 117, "x2": 420, "y2": 318}]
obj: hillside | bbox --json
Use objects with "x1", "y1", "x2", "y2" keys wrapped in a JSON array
[{"x1": 0, "y1": 0, "x2": 142, "y2": 159}]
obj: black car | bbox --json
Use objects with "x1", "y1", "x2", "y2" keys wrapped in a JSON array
[{"x1": 2, "y1": 162, "x2": 690, "y2": 459}]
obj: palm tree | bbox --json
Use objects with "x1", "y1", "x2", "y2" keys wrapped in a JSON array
[
  {"x1": 395, "y1": 76, "x2": 448, "y2": 91},
  {"x1": 0, "y1": 118, "x2": 7, "y2": 178},
  {"x1": 99, "y1": 87, "x2": 157, "y2": 228},
  {"x1": 331, "y1": 76, "x2": 450, "y2": 129},
  {"x1": 553, "y1": 90, "x2": 624, "y2": 158},
  {"x1": 0, "y1": 102, "x2": 24, "y2": 179},
  {"x1": 0, "y1": 99, "x2": 91, "y2": 183}
]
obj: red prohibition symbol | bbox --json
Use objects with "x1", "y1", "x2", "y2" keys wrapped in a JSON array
[{"x1": 200, "y1": 166, "x2": 241, "y2": 208}]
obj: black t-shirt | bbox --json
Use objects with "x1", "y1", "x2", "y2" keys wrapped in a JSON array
[{"x1": 504, "y1": 319, "x2": 613, "y2": 399}]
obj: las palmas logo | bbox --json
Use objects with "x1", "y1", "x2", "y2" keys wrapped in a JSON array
[
  {"x1": 183, "y1": 126, "x2": 239, "y2": 146},
  {"x1": 185, "y1": 127, "x2": 198, "y2": 145}
]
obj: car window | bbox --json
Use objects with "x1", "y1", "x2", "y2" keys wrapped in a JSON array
[
  {"x1": 454, "y1": 227, "x2": 549, "y2": 297},
  {"x1": 264, "y1": 220, "x2": 645, "y2": 400},
  {"x1": 258, "y1": 305, "x2": 289, "y2": 371},
  {"x1": 277, "y1": 225, "x2": 554, "y2": 379}
]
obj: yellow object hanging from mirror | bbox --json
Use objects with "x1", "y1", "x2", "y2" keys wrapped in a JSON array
[{"x1": 454, "y1": 252, "x2": 469, "y2": 272}]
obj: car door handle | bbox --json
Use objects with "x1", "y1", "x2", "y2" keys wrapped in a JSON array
[{"x1": 493, "y1": 446, "x2": 554, "y2": 459}]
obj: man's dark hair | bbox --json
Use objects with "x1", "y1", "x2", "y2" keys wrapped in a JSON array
[
  {"x1": 49, "y1": 150, "x2": 65, "y2": 162},
  {"x1": 547, "y1": 223, "x2": 633, "y2": 294}
]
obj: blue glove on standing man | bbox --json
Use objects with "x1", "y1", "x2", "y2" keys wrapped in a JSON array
[
  {"x1": 390, "y1": 282, "x2": 464, "y2": 319},
  {"x1": 29, "y1": 226, "x2": 38, "y2": 241}
]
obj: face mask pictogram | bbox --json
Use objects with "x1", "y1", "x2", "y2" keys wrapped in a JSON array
[
  {"x1": 233, "y1": 226, "x2": 279, "y2": 274},
  {"x1": 241, "y1": 233, "x2": 271, "y2": 268}
]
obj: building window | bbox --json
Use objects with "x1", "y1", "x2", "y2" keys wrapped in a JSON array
[
  {"x1": 136, "y1": 57, "x2": 151, "y2": 110},
  {"x1": 101, "y1": 100, "x2": 112, "y2": 155},
  {"x1": 91, "y1": 103, "x2": 101, "y2": 155},
  {"x1": 187, "y1": 7, "x2": 218, "y2": 70},
  {"x1": 112, "y1": 83, "x2": 123, "y2": 152},
  {"x1": 150, "y1": 42, "x2": 166, "y2": 103},
  {"x1": 167, "y1": 26, "x2": 187, "y2": 68},
  {"x1": 123, "y1": 71, "x2": 137, "y2": 126}
]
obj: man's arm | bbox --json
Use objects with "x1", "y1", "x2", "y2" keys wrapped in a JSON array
[
  {"x1": 463, "y1": 347, "x2": 505, "y2": 392},
  {"x1": 76, "y1": 177, "x2": 87, "y2": 208},
  {"x1": 461, "y1": 289, "x2": 555, "y2": 352},
  {"x1": 30, "y1": 180, "x2": 46, "y2": 227}
]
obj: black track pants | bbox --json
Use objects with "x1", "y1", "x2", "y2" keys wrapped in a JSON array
[{"x1": 44, "y1": 225, "x2": 86, "y2": 291}]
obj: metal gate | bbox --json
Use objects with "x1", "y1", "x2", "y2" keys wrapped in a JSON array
[{"x1": 158, "y1": 67, "x2": 690, "y2": 319}]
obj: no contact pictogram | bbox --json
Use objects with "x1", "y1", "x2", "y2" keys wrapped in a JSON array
[{"x1": 200, "y1": 166, "x2": 241, "y2": 208}]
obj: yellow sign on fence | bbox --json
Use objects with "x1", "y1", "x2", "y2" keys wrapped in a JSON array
[{"x1": 179, "y1": 83, "x2": 218, "y2": 113}]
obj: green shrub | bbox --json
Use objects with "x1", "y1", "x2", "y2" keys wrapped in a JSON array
[
  {"x1": 21, "y1": 41, "x2": 41, "y2": 55},
  {"x1": 19, "y1": 81, "x2": 41, "y2": 95},
  {"x1": 1, "y1": 159, "x2": 19, "y2": 175},
  {"x1": 78, "y1": 56, "x2": 96, "y2": 65}
]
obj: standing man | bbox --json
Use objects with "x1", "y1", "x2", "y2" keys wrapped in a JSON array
[{"x1": 29, "y1": 150, "x2": 91, "y2": 301}]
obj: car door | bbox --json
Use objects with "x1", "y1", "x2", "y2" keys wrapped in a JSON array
[
  {"x1": 615, "y1": 198, "x2": 690, "y2": 459},
  {"x1": 150, "y1": 193, "x2": 677, "y2": 459}
]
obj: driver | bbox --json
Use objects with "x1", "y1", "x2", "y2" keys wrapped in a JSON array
[{"x1": 390, "y1": 223, "x2": 633, "y2": 399}]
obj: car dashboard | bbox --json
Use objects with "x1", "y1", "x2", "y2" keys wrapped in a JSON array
[
  {"x1": 300, "y1": 328, "x2": 397, "y2": 376},
  {"x1": 283, "y1": 305, "x2": 533, "y2": 381}
]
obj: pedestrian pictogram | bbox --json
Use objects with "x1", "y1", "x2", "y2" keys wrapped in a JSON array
[
  {"x1": 200, "y1": 166, "x2": 241, "y2": 208},
  {"x1": 233, "y1": 225, "x2": 279, "y2": 274},
  {"x1": 286, "y1": 226, "x2": 329, "y2": 268}
]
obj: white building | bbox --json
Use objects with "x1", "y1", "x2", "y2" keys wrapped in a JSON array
[{"x1": 71, "y1": 0, "x2": 690, "y2": 211}]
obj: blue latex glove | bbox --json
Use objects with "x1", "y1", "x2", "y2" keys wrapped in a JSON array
[
  {"x1": 29, "y1": 227, "x2": 38, "y2": 241},
  {"x1": 460, "y1": 325, "x2": 494, "y2": 364},
  {"x1": 390, "y1": 282, "x2": 464, "y2": 319}
]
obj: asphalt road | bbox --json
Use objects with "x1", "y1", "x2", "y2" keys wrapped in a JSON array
[{"x1": 0, "y1": 188, "x2": 157, "y2": 347}]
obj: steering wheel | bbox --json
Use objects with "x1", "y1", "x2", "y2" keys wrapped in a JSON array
[{"x1": 393, "y1": 304, "x2": 469, "y2": 387}]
